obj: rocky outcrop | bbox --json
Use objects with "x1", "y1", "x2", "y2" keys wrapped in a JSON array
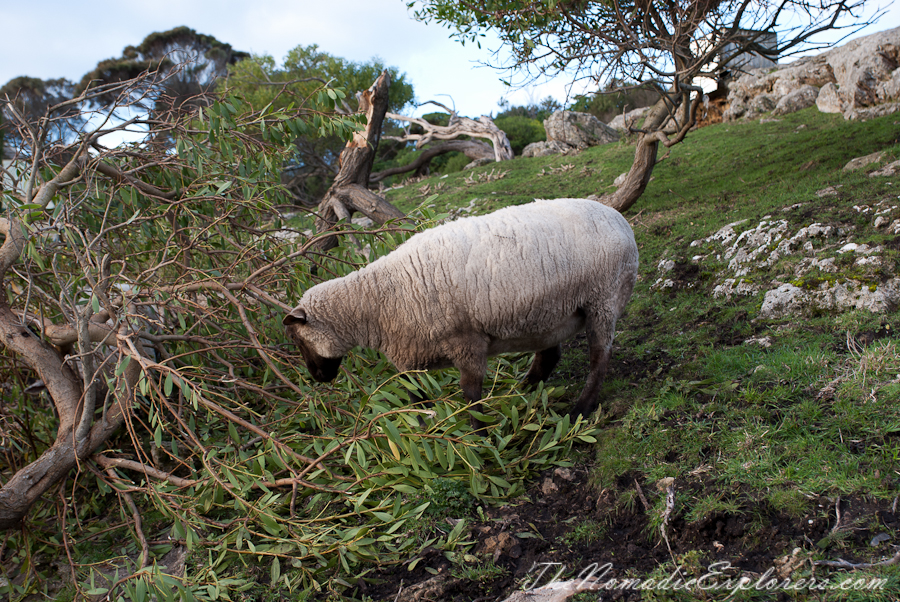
[
  {"x1": 725, "y1": 26, "x2": 900, "y2": 121},
  {"x1": 773, "y1": 84, "x2": 820, "y2": 115},
  {"x1": 681, "y1": 197, "x2": 900, "y2": 319},
  {"x1": 544, "y1": 111, "x2": 620, "y2": 148},
  {"x1": 843, "y1": 151, "x2": 886, "y2": 172},
  {"x1": 521, "y1": 140, "x2": 576, "y2": 158},
  {"x1": 759, "y1": 279, "x2": 900, "y2": 319},
  {"x1": 723, "y1": 55, "x2": 835, "y2": 121},
  {"x1": 825, "y1": 26, "x2": 900, "y2": 116},
  {"x1": 608, "y1": 107, "x2": 651, "y2": 132},
  {"x1": 870, "y1": 160, "x2": 900, "y2": 178},
  {"x1": 525, "y1": 111, "x2": 621, "y2": 156},
  {"x1": 815, "y1": 82, "x2": 844, "y2": 114}
]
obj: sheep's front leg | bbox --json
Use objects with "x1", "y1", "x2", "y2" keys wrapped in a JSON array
[
  {"x1": 451, "y1": 338, "x2": 489, "y2": 431},
  {"x1": 570, "y1": 312, "x2": 615, "y2": 419},
  {"x1": 524, "y1": 344, "x2": 562, "y2": 386}
]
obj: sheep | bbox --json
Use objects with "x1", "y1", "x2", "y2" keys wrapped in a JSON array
[{"x1": 283, "y1": 198, "x2": 638, "y2": 425}]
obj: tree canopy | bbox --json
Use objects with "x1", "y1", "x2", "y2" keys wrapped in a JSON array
[
  {"x1": 78, "y1": 26, "x2": 248, "y2": 113},
  {"x1": 410, "y1": 0, "x2": 879, "y2": 212},
  {"x1": 0, "y1": 61, "x2": 598, "y2": 596},
  {"x1": 0, "y1": 77, "x2": 85, "y2": 150},
  {"x1": 411, "y1": 0, "x2": 875, "y2": 87},
  {"x1": 225, "y1": 45, "x2": 415, "y2": 204}
]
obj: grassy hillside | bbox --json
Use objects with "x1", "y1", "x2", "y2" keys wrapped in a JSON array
[
  {"x1": 5, "y1": 107, "x2": 900, "y2": 602},
  {"x1": 365, "y1": 107, "x2": 900, "y2": 600}
]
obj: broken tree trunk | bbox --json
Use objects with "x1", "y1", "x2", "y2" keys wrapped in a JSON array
[
  {"x1": 384, "y1": 101, "x2": 514, "y2": 163},
  {"x1": 369, "y1": 139, "x2": 494, "y2": 183},
  {"x1": 313, "y1": 70, "x2": 406, "y2": 253}
]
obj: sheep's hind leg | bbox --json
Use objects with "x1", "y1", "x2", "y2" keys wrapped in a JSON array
[
  {"x1": 524, "y1": 344, "x2": 562, "y2": 386},
  {"x1": 570, "y1": 312, "x2": 615, "y2": 419}
]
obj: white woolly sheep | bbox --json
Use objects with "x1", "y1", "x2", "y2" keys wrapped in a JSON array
[{"x1": 284, "y1": 198, "x2": 638, "y2": 424}]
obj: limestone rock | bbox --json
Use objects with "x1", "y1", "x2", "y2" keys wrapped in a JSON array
[
  {"x1": 843, "y1": 151, "x2": 885, "y2": 171},
  {"x1": 521, "y1": 140, "x2": 574, "y2": 158},
  {"x1": 608, "y1": 106, "x2": 651, "y2": 132},
  {"x1": 869, "y1": 159, "x2": 900, "y2": 178},
  {"x1": 821, "y1": 26, "x2": 900, "y2": 112},
  {"x1": 724, "y1": 55, "x2": 834, "y2": 121},
  {"x1": 745, "y1": 335, "x2": 774, "y2": 348},
  {"x1": 816, "y1": 186, "x2": 841, "y2": 198},
  {"x1": 725, "y1": 26, "x2": 900, "y2": 121},
  {"x1": 759, "y1": 279, "x2": 900, "y2": 319},
  {"x1": 544, "y1": 110, "x2": 620, "y2": 149},
  {"x1": 879, "y1": 68, "x2": 900, "y2": 101},
  {"x1": 848, "y1": 102, "x2": 900, "y2": 120},
  {"x1": 773, "y1": 85, "x2": 820, "y2": 115},
  {"x1": 750, "y1": 93, "x2": 779, "y2": 114},
  {"x1": 816, "y1": 82, "x2": 845, "y2": 114},
  {"x1": 658, "y1": 259, "x2": 676, "y2": 272},
  {"x1": 713, "y1": 278, "x2": 760, "y2": 299}
]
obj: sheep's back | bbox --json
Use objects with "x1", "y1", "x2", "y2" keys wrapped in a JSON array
[{"x1": 366, "y1": 198, "x2": 637, "y2": 341}]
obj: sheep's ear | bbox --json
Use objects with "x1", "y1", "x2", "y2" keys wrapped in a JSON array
[{"x1": 283, "y1": 308, "x2": 307, "y2": 326}]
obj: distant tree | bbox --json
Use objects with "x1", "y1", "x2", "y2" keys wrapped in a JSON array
[
  {"x1": 494, "y1": 114, "x2": 545, "y2": 155},
  {"x1": 226, "y1": 44, "x2": 415, "y2": 205},
  {"x1": 78, "y1": 26, "x2": 248, "y2": 117},
  {"x1": 0, "y1": 77, "x2": 86, "y2": 153},
  {"x1": 496, "y1": 96, "x2": 561, "y2": 122},
  {"x1": 492, "y1": 98, "x2": 565, "y2": 154},
  {"x1": 412, "y1": 0, "x2": 880, "y2": 213}
]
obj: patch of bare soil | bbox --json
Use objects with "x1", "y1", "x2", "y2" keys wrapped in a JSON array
[{"x1": 362, "y1": 467, "x2": 893, "y2": 602}]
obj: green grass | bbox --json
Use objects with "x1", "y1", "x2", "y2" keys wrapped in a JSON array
[
  {"x1": 364, "y1": 106, "x2": 900, "y2": 597},
  {"x1": 563, "y1": 518, "x2": 608, "y2": 546},
  {"x1": 7, "y1": 106, "x2": 900, "y2": 601}
]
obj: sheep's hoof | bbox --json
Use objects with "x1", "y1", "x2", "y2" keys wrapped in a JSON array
[{"x1": 569, "y1": 400, "x2": 599, "y2": 421}]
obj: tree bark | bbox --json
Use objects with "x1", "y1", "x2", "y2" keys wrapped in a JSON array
[
  {"x1": 0, "y1": 298, "x2": 146, "y2": 529},
  {"x1": 314, "y1": 70, "x2": 406, "y2": 253},
  {"x1": 0, "y1": 212, "x2": 146, "y2": 530},
  {"x1": 369, "y1": 139, "x2": 494, "y2": 183}
]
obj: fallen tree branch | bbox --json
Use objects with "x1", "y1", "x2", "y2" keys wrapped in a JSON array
[
  {"x1": 369, "y1": 139, "x2": 494, "y2": 182},
  {"x1": 105, "y1": 467, "x2": 150, "y2": 570},
  {"x1": 0, "y1": 305, "x2": 147, "y2": 529},
  {"x1": 94, "y1": 454, "x2": 197, "y2": 488},
  {"x1": 385, "y1": 100, "x2": 513, "y2": 162}
]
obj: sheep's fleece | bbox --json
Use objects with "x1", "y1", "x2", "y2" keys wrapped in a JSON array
[{"x1": 284, "y1": 198, "x2": 638, "y2": 421}]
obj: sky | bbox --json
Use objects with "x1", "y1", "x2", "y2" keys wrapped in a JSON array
[{"x1": 2, "y1": 0, "x2": 899, "y2": 118}]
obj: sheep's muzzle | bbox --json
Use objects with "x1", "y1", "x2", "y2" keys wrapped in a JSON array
[{"x1": 307, "y1": 355, "x2": 343, "y2": 382}]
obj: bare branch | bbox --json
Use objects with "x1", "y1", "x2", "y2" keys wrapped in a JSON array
[
  {"x1": 94, "y1": 454, "x2": 197, "y2": 488},
  {"x1": 385, "y1": 105, "x2": 513, "y2": 162}
]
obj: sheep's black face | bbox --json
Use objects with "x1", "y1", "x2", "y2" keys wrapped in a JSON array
[{"x1": 283, "y1": 309, "x2": 343, "y2": 382}]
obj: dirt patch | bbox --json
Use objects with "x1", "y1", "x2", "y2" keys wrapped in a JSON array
[{"x1": 363, "y1": 467, "x2": 893, "y2": 602}]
